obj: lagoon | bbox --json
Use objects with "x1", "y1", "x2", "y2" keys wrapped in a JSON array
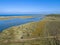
[{"x1": 0, "y1": 16, "x2": 44, "y2": 32}]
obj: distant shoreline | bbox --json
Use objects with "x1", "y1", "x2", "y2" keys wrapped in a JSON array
[{"x1": 0, "y1": 14, "x2": 44, "y2": 16}]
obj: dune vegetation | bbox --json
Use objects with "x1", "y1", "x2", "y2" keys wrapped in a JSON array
[{"x1": 0, "y1": 15, "x2": 60, "y2": 45}]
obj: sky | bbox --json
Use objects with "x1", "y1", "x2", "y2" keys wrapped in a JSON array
[{"x1": 0, "y1": 0, "x2": 60, "y2": 15}]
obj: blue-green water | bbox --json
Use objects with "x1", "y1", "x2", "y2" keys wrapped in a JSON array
[{"x1": 0, "y1": 16, "x2": 44, "y2": 32}]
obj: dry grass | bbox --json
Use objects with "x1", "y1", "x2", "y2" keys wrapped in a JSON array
[{"x1": 0, "y1": 15, "x2": 60, "y2": 45}]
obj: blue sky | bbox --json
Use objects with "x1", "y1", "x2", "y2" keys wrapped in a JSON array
[{"x1": 0, "y1": 0, "x2": 60, "y2": 14}]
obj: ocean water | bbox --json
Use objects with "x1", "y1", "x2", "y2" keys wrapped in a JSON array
[
  {"x1": 0, "y1": 14, "x2": 45, "y2": 16},
  {"x1": 0, "y1": 16, "x2": 44, "y2": 32}
]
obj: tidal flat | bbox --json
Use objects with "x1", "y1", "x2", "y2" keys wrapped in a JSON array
[{"x1": 0, "y1": 16, "x2": 33, "y2": 20}]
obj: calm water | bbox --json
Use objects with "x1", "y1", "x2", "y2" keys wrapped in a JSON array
[{"x1": 0, "y1": 16, "x2": 44, "y2": 32}]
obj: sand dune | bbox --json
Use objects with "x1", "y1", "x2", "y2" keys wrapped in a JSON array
[{"x1": 0, "y1": 15, "x2": 60, "y2": 45}]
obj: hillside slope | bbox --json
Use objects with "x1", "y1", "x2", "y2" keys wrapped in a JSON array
[
  {"x1": 0, "y1": 20, "x2": 46, "y2": 40},
  {"x1": 0, "y1": 15, "x2": 60, "y2": 45}
]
